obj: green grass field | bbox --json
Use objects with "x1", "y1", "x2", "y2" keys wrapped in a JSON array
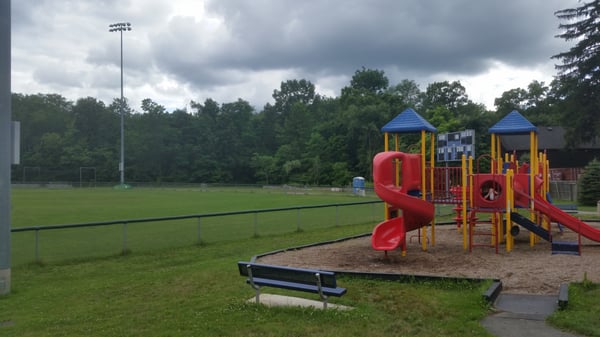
[
  {"x1": 11, "y1": 186, "x2": 381, "y2": 227},
  {"x1": 1, "y1": 187, "x2": 597, "y2": 336},
  {"x1": 10, "y1": 187, "x2": 382, "y2": 266}
]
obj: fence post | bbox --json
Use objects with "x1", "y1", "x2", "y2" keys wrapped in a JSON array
[
  {"x1": 335, "y1": 205, "x2": 339, "y2": 226},
  {"x1": 253, "y1": 212, "x2": 258, "y2": 237},
  {"x1": 122, "y1": 222, "x2": 128, "y2": 254},
  {"x1": 35, "y1": 229, "x2": 40, "y2": 263},
  {"x1": 197, "y1": 217, "x2": 202, "y2": 244},
  {"x1": 372, "y1": 202, "x2": 377, "y2": 221},
  {"x1": 296, "y1": 208, "x2": 301, "y2": 232}
]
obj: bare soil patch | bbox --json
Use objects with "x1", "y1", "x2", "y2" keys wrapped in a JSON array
[{"x1": 258, "y1": 222, "x2": 600, "y2": 294}]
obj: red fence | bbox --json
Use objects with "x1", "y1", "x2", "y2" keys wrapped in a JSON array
[{"x1": 428, "y1": 166, "x2": 464, "y2": 204}]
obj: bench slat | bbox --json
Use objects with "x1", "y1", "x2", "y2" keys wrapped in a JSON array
[
  {"x1": 248, "y1": 277, "x2": 347, "y2": 297},
  {"x1": 238, "y1": 262, "x2": 338, "y2": 288},
  {"x1": 238, "y1": 262, "x2": 347, "y2": 308}
]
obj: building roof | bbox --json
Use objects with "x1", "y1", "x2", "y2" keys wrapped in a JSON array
[
  {"x1": 501, "y1": 126, "x2": 600, "y2": 151},
  {"x1": 381, "y1": 108, "x2": 437, "y2": 133},
  {"x1": 488, "y1": 110, "x2": 538, "y2": 134}
]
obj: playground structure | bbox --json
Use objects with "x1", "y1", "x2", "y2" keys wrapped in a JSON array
[{"x1": 371, "y1": 109, "x2": 600, "y2": 256}]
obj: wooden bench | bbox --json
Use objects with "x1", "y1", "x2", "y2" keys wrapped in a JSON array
[{"x1": 237, "y1": 262, "x2": 347, "y2": 309}]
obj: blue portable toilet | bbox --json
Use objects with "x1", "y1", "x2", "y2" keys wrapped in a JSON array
[{"x1": 352, "y1": 177, "x2": 365, "y2": 196}]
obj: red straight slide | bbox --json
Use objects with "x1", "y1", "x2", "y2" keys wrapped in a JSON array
[
  {"x1": 371, "y1": 151, "x2": 434, "y2": 251},
  {"x1": 532, "y1": 196, "x2": 600, "y2": 243}
]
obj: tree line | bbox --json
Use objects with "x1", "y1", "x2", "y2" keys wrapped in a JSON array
[
  {"x1": 11, "y1": 1, "x2": 598, "y2": 186},
  {"x1": 9, "y1": 73, "x2": 561, "y2": 186}
]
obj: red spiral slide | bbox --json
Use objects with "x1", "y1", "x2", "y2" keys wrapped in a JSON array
[{"x1": 371, "y1": 151, "x2": 434, "y2": 251}]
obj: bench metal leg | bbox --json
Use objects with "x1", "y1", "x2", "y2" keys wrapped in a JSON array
[
  {"x1": 315, "y1": 273, "x2": 328, "y2": 309},
  {"x1": 247, "y1": 264, "x2": 261, "y2": 304}
]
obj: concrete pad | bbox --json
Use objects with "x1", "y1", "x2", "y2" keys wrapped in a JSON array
[
  {"x1": 481, "y1": 316, "x2": 580, "y2": 337},
  {"x1": 247, "y1": 294, "x2": 352, "y2": 310},
  {"x1": 480, "y1": 293, "x2": 581, "y2": 337},
  {"x1": 494, "y1": 294, "x2": 558, "y2": 320}
]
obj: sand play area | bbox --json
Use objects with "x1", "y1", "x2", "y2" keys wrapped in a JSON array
[{"x1": 258, "y1": 221, "x2": 600, "y2": 294}]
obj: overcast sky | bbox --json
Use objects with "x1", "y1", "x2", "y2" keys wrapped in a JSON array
[{"x1": 11, "y1": 0, "x2": 579, "y2": 112}]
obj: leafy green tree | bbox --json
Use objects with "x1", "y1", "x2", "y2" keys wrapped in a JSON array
[
  {"x1": 72, "y1": 97, "x2": 117, "y2": 149},
  {"x1": 251, "y1": 153, "x2": 278, "y2": 184},
  {"x1": 127, "y1": 99, "x2": 176, "y2": 182},
  {"x1": 11, "y1": 93, "x2": 73, "y2": 160},
  {"x1": 189, "y1": 99, "x2": 220, "y2": 182},
  {"x1": 552, "y1": 0, "x2": 600, "y2": 145},
  {"x1": 494, "y1": 81, "x2": 558, "y2": 125},
  {"x1": 272, "y1": 79, "x2": 315, "y2": 114},
  {"x1": 494, "y1": 88, "x2": 529, "y2": 116},
  {"x1": 217, "y1": 99, "x2": 256, "y2": 182},
  {"x1": 30, "y1": 132, "x2": 65, "y2": 169},
  {"x1": 140, "y1": 98, "x2": 167, "y2": 115},
  {"x1": 253, "y1": 104, "x2": 280, "y2": 154},
  {"x1": 339, "y1": 68, "x2": 392, "y2": 179},
  {"x1": 282, "y1": 159, "x2": 302, "y2": 182},
  {"x1": 331, "y1": 162, "x2": 352, "y2": 187},
  {"x1": 271, "y1": 80, "x2": 318, "y2": 159},
  {"x1": 169, "y1": 108, "x2": 201, "y2": 182},
  {"x1": 341, "y1": 68, "x2": 389, "y2": 107},
  {"x1": 303, "y1": 132, "x2": 328, "y2": 185},
  {"x1": 421, "y1": 81, "x2": 469, "y2": 116},
  {"x1": 11, "y1": 66, "x2": 528, "y2": 186},
  {"x1": 348, "y1": 67, "x2": 389, "y2": 94},
  {"x1": 386, "y1": 79, "x2": 422, "y2": 110},
  {"x1": 427, "y1": 106, "x2": 460, "y2": 133}
]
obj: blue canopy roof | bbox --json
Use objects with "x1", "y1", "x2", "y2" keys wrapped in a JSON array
[
  {"x1": 381, "y1": 108, "x2": 437, "y2": 133},
  {"x1": 488, "y1": 110, "x2": 537, "y2": 134}
]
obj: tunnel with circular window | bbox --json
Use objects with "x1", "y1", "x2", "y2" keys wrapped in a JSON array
[{"x1": 474, "y1": 174, "x2": 506, "y2": 208}]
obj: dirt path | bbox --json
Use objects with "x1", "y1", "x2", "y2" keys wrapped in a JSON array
[{"x1": 258, "y1": 224, "x2": 600, "y2": 294}]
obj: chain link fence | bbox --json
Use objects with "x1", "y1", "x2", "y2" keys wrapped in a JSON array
[{"x1": 11, "y1": 201, "x2": 382, "y2": 266}]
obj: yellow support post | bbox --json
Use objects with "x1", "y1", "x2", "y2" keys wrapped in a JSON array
[
  {"x1": 394, "y1": 135, "x2": 400, "y2": 187},
  {"x1": 496, "y1": 135, "x2": 502, "y2": 174},
  {"x1": 462, "y1": 154, "x2": 468, "y2": 251},
  {"x1": 506, "y1": 169, "x2": 513, "y2": 252},
  {"x1": 490, "y1": 133, "x2": 496, "y2": 174},
  {"x1": 469, "y1": 156, "x2": 474, "y2": 209},
  {"x1": 421, "y1": 130, "x2": 426, "y2": 197},
  {"x1": 430, "y1": 132, "x2": 436, "y2": 246},
  {"x1": 383, "y1": 132, "x2": 390, "y2": 221},
  {"x1": 395, "y1": 158, "x2": 400, "y2": 188},
  {"x1": 529, "y1": 131, "x2": 536, "y2": 247},
  {"x1": 384, "y1": 132, "x2": 389, "y2": 152},
  {"x1": 540, "y1": 152, "x2": 550, "y2": 232},
  {"x1": 420, "y1": 130, "x2": 427, "y2": 252},
  {"x1": 537, "y1": 152, "x2": 546, "y2": 200},
  {"x1": 543, "y1": 154, "x2": 549, "y2": 195}
]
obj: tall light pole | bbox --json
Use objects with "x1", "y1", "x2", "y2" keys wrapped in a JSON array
[{"x1": 109, "y1": 22, "x2": 131, "y2": 187}]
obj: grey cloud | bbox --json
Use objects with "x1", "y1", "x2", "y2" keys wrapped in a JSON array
[
  {"x1": 11, "y1": 0, "x2": 579, "y2": 110},
  {"x1": 148, "y1": 0, "x2": 570, "y2": 91},
  {"x1": 32, "y1": 63, "x2": 84, "y2": 88}
]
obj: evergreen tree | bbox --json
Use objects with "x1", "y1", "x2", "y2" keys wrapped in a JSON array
[
  {"x1": 578, "y1": 159, "x2": 600, "y2": 206},
  {"x1": 552, "y1": 1, "x2": 600, "y2": 145}
]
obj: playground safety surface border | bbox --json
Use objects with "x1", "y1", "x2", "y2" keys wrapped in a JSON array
[
  {"x1": 250, "y1": 225, "x2": 595, "y2": 336},
  {"x1": 255, "y1": 224, "x2": 600, "y2": 295}
]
